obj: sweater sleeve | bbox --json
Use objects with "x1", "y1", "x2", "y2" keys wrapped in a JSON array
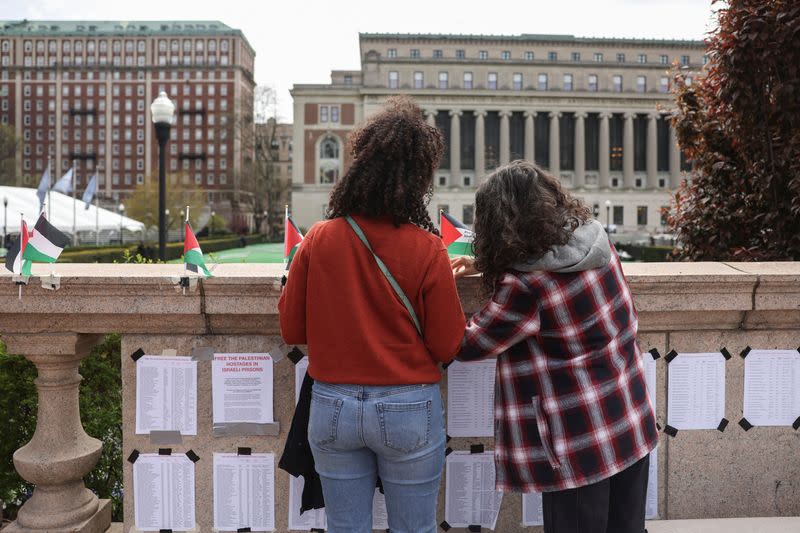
[
  {"x1": 278, "y1": 226, "x2": 315, "y2": 345},
  {"x1": 421, "y1": 245, "x2": 467, "y2": 363},
  {"x1": 457, "y1": 273, "x2": 540, "y2": 361}
]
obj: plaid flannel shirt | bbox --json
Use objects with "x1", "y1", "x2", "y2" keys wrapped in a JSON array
[{"x1": 458, "y1": 249, "x2": 658, "y2": 493}]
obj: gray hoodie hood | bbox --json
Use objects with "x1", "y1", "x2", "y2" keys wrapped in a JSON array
[{"x1": 512, "y1": 219, "x2": 611, "y2": 273}]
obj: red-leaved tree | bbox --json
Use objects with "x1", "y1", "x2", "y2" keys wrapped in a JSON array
[{"x1": 668, "y1": 0, "x2": 800, "y2": 260}]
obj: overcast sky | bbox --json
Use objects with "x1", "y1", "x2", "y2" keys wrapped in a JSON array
[{"x1": 9, "y1": 0, "x2": 716, "y2": 120}]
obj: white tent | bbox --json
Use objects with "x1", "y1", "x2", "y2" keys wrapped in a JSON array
[{"x1": 0, "y1": 185, "x2": 144, "y2": 235}]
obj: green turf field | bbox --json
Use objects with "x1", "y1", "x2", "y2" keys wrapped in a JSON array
[{"x1": 204, "y1": 242, "x2": 286, "y2": 263}]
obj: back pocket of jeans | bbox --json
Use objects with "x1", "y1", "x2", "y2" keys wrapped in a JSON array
[
  {"x1": 309, "y1": 393, "x2": 344, "y2": 446},
  {"x1": 377, "y1": 400, "x2": 431, "y2": 453}
]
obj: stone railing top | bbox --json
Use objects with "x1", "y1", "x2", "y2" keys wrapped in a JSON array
[{"x1": 0, "y1": 262, "x2": 797, "y2": 335}]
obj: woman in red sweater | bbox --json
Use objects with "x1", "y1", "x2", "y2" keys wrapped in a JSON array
[{"x1": 279, "y1": 96, "x2": 466, "y2": 533}]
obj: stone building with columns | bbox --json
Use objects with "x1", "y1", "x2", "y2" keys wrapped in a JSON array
[{"x1": 290, "y1": 33, "x2": 704, "y2": 235}]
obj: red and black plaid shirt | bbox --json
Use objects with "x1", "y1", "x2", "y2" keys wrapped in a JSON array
[{"x1": 458, "y1": 248, "x2": 658, "y2": 493}]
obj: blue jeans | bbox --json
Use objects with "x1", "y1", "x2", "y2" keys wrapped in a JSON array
[{"x1": 309, "y1": 381, "x2": 446, "y2": 533}]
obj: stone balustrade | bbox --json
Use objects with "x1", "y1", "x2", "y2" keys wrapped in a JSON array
[{"x1": 0, "y1": 262, "x2": 798, "y2": 532}]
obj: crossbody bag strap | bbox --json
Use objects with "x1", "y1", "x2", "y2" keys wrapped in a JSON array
[{"x1": 344, "y1": 215, "x2": 423, "y2": 337}]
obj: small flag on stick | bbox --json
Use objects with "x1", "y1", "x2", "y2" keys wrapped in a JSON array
[
  {"x1": 183, "y1": 222, "x2": 211, "y2": 277},
  {"x1": 284, "y1": 205, "x2": 303, "y2": 270},
  {"x1": 5, "y1": 216, "x2": 31, "y2": 275},
  {"x1": 22, "y1": 214, "x2": 70, "y2": 275},
  {"x1": 440, "y1": 211, "x2": 474, "y2": 256}
]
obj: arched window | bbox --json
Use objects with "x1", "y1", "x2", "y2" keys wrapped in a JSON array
[{"x1": 318, "y1": 136, "x2": 341, "y2": 184}]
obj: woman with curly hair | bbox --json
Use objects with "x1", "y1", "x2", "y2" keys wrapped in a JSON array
[
  {"x1": 452, "y1": 160, "x2": 658, "y2": 533},
  {"x1": 279, "y1": 96, "x2": 465, "y2": 533}
]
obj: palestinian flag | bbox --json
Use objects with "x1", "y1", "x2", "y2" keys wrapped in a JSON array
[
  {"x1": 284, "y1": 206, "x2": 303, "y2": 269},
  {"x1": 21, "y1": 214, "x2": 70, "y2": 275},
  {"x1": 440, "y1": 211, "x2": 474, "y2": 256},
  {"x1": 183, "y1": 223, "x2": 211, "y2": 277},
  {"x1": 5, "y1": 219, "x2": 31, "y2": 275}
]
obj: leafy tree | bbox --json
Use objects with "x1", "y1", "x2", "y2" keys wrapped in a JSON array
[
  {"x1": 124, "y1": 175, "x2": 207, "y2": 235},
  {"x1": 668, "y1": 0, "x2": 800, "y2": 260},
  {"x1": 0, "y1": 335, "x2": 122, "y2": 521},
  {"x1": 0, "y1": 124, "x2": 20, "y2": 187}
]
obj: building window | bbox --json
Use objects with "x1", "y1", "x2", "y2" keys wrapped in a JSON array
[
  {"x1": 433, "y1": 49, "x2": 443, "y2": 59},
  {"x1": 330, "y1": 106, "x2": 339, "y2": 123},
  {"x1": 463, "y1": 205, "x2": 474, "y2": 224},
  {"x1": 320, "y1": 105, "x2": 329, "y2": 123},
  {"x1": 660, "y1": 54, "x2": 669, "y2": 65},
  {"x1": 637, "y1": 206, "x2": 648, "y2": 226},
  {"x1": 412, "y1": 71, "x2": 424, "y2": 89},
  {"x1": 512, "y1": 73, "x2": 523, "y2": 90},
  {"x1": 571, "y1": 52, "x2": 581, "y2": 61},
  {"x1": 456, "y1": 49, "x2": 465, "y2": 59},
  {"x1": 594, "y1": 52, "x2": 603, "y2": 62},
  {"x1": 410, "y1": 48, "x2": 420, "y2": 59},
  {"x1": 487, "y1": 72, "x2": 497, "y2": 90},
  {"x1": 659, "y1": 76, "x2": 669, "y2": 93},
  {"x1": 548, "y1": 51, "x2": 557, "y2": 61},
  {"x1": 538, "y1": 73, "x2": 548, "y2": 91},
  {"x1": 617, "y1": 53, "x2": 625, "y2": 63},
  {"x1": 636, "y1": 75, "x2": 647, "y2": 92},
  {"x1": 681, "y1": 55, "x2": 690, "y2": 66},
  {"x1": 463, "y1": 72, "x2": 473, "y2": 90},
  {"x1": 612, "y1": 75, "x2": 623, "y2": 92},
  {"x1": 525, "y1": 51, "x2": 534, "y2": 61},
  {"x1": 387, "y1": 48, "x2": 396, "y2": 58},
  {"x1": 501, "y1": 50, "x2": 511, "y2": 60},
  {"x1": 438, "y1": 71, "x2": 448, "y2": 89},
  {"x1": 319, "y1": 135, "x2": 341, "y2": 184},
  {"x1": 344, "y1": 75, "x2": 353, "y2": 85},
  {"x1": 479, "y1": 50, "x2": 488, "y2": 60},
  {"x1": 563, "y1": 74, "x2": 573, "y2": 91},
  {"x1": 613, "y1": 205, "x2": 624, "y2": 225},
  {"x1": 388, "y1": 71, "x2": 399, "y2": 89},
  {"x1": 638, "y1": 53, "x2": 647, "y2": 63}
]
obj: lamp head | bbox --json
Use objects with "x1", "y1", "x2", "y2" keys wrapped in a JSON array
[
  {"x1": 605, "y1": 200, "x2": 612, "y2": 207},
  {"x1": 150, "y1": 91, "x2": 175, "y2": 125}
]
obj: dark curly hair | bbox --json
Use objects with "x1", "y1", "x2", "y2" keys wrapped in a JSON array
[
  {"x1": 473, "y1": 160, "x2": 592, "y2": 293},
  {"x1": 326, "y1": 95, "x2": 442, "y2": 235}
]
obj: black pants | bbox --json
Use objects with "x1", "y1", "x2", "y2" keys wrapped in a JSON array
[{"x1": 542, "y1": 454, "x2": 649, "y2": 533}]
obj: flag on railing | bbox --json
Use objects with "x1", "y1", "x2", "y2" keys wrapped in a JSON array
[
  {"x1": 4, "y1": 218, "x2": 30, "y2": 275},
  {"x1": 21, "y1": 214, "x2": 70, "y2": 275},
  {"x1": 284, "y1": 205, "x2": 303, "y2": 270},
  {"x1": 36, "y1": 165, "x2": 51, "y2": 210},
  {"x1": 51, "y1": 168, "x2": 74, "y2": 195},
  {"x1": 82, "y1": 173, "x2": 97, "y2": 209},
  {"x1": 440, "y1": 211, "x2": 474, "y2": 256},
  {"x1": 183, "y1": 222, "x2": 211, "y2": 277}
]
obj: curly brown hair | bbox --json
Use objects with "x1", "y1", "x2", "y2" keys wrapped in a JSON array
[
  {"x1": 473, "y1": 160, "x2": 592, "y2": 292},
  {"x1": 326, "y1": 96, "x2": 442, "y2": 235}
]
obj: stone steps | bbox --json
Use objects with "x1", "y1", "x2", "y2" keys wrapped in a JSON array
[{"x1": 646, "y1": 517, "x2": 800, "y2": 533}]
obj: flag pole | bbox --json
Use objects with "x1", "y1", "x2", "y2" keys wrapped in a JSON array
[
  {"x1": 72, "y1": 159, "x2": 77, "y2": 246},
  {"x1": 95, "y1": 172, "x2": 100, "y2": 246},
  {"x1": 18, "y1": 212, "x2": 24, "y2": 301},
  {"x1": 47, "y1": 159, "x2": 51, "y2": 219},
  {"x1": 183, "y1": 206, "x2": 190, "y2": 295}
]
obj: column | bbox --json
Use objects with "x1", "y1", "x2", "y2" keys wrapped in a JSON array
[
  {"x1": 426, "y1": 109, "x2": 437, "y2": 127},
  {"x1": 599, "y1": 112, "x2": 610, "y2": 188},
  {"x1": 647, "y1": 112, "x2": 659, "y2": 189},
  {"x1": 524, "y1": 111, "x2": 535, "y2": 162},
  {"x1": 669, "y1": 118, "x2": 681, "y2": 188},
  {"x1": 499, "y1": 110, "x2": 510, "y2": 166},
  {"x1": 3, "y1": 333, "x2": 111, "y2": 532},
  {"x1": 574, "y1": 112, "x2": 586, "y2": 188},
  {"x1": 549, "y1": 111, "x2": 560, "y2": 175},
  {"x1": 474, "y1": 110, "x2": 486, "y2": 179},
  {"x1": 449, "y1": 109, "x2": 462, "y2": 182},
  {"x1": 623, "y1": 112, "x2": 634, "y2": 188}
]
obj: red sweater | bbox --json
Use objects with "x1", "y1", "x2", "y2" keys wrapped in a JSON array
[{"x1": 278, "y1": 216, "x2": 466, "y2": 385}]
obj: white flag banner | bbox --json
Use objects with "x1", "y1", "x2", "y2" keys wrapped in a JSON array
[
  {"x1": 82, "y1": 173, "x2": 97, "y2": 209},
  {"x1": 51, "y1": 168, "x2": 74, "y2": 194},
  {"x1": 36, "y1": 166, "x2": 51, "y2": 209}
]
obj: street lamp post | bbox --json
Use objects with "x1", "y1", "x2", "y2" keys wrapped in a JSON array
[
  {"x1": 210, "y1": 211, "x2": 215, "y2": 238},
  {"x1": 150, "y1": 91, "x2": 176, "y2": 261},
  {"x1": 605, "y1": 200, "x2": 612, "y2": 234},
  {"x1": 118, "y1": 203, "x2": 125, "y2": 245}
]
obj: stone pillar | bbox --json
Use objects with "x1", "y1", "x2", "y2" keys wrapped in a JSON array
[
  {"x1": 449, "y1": 110, "x2": 462, "y2": 182},
  {"x1": 426, "y1": 109, "x2": 437, "y2": 127},
  {"x1": 524, "y1": 111, "x2": 535, "y2": 162},
  {"x1": 599, "y1": 112, "x2": 611, "y2": 188},
  {"x1": 669, "y1": 118, "x2": 681, "y2": 188},
  {"x1": 474, "y1": 110, "x2": 486, "y2": 179},
  {"x1": 3, "y1": 333, "x2": 111, "y2": 533},
  {"x1": 574, "y1": 112, "x2": 586, "y2": 187},
  {"x1": 647, "y1": 112, "x2": 659, "y2": 189},
  {"x1": 499, "y1": 110, "x2": 510, "y2": 166},
  {"x1": 623, "y1": 112, "x2": 635, "y2": 188},
  {"x1": 549, "y1": 111, "x2": 561, "y2": 175}
]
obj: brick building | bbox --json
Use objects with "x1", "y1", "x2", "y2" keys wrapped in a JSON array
[{"x1": 0, "y1": 19, "x2": 256, "y2": 228}]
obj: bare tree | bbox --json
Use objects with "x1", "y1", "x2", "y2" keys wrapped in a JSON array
[{"x1": 0, "y1": 124, "x2": 20, "y2": 186}]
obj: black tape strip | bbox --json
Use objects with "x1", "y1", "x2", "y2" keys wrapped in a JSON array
[
  {"x1": 131, "y1": 348, "x2": 145, "y2": 362},
  {"x1": 664, "y1": 349, "x2": 678, "y2": 363},
  {"x1": 468, "y1": 526, "x2": 481, "y2": 532},
  {"x1": 179, "y1": 276, "x2": 190, "y2": 288},
  {"x1": 664, "y1": 425, "x2": 678, "y2": 437},
  {"x1": 470, "y1": 444, "x2": 485, "y2": 454},
  {"x1": 287, "y1": 347, "x2": 305, "y2": 364},
  {"x1": 648, "y1": 348, "x2": 661, "y2": 360},
  {"x1": 446, "y1": 434, "x2": 452, "y2": 443},
  {"x1": 237, "y1": 528, "x2": 251, "y2": 532},
  {"x1": 793, "y1": 416, "x2": 800, "y2": 431},
  {"x1": 720, "y1": 347, "x2": 732, "y2": 360},
  {"x1": 740, "y1": 346, "x2": 752, "y2": 358},
  {"x1": 656, "y1": 423, "x2": 662, "y2": 431},
  {"x1": 738, "y1": 418, "x2": 753, "y2": 431},
  {"x1": 237, "y1": 447, "x2": 252, "y2": 456},
  {"x1": 159, "y1": 529, "x2": 172, "y2": 533},
  {"x1": 311, "y1": 529, "x2": 325, "y2": 533},
  {"x1": 185, "y1": 449, "x2": 200, "y2": 463},
  {"x1": 445, "y1": 447, "x2": 453, "y2": 456},
  {"x1": 158, "y1": 448, "x2": 172, "y2": 456},
  {"x1": 717, "y1": 418, "x2": 729, "y2": 432},
  {"x1": 127, "y1": 450, "x2": 140, "y2": 464},
  {"x1": 440, "y1": 521, "x2": 452, "y2": 531}
]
